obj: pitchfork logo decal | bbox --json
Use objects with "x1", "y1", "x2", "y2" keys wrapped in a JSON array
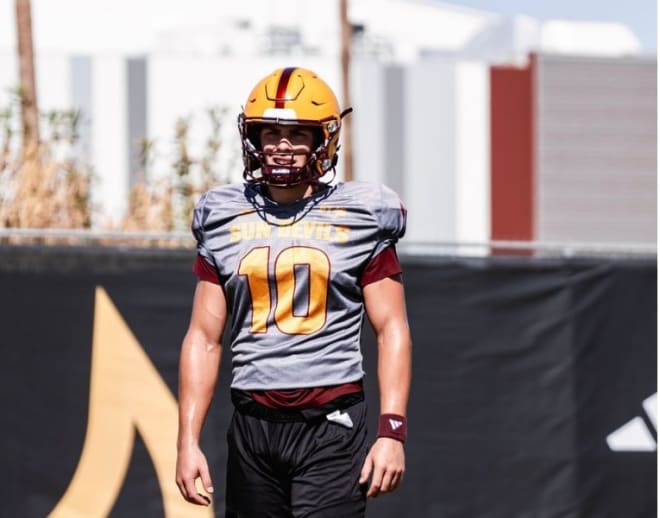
[{"x1": 48, "y1": 287, "x2": 213, "y2": 518}]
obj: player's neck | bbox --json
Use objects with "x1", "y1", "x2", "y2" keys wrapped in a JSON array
[{"x1": 266, "y1": 183, "x2": 313, "y2": 204}]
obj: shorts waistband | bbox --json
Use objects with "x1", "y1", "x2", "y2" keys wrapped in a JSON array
[{"x1": 231, "y1": 389, "x2": 364, "y2": 423}]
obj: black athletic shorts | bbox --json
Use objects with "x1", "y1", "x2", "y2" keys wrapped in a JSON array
[{"x1": 225, "y1": 395, "x2": 369, "y2": 518}]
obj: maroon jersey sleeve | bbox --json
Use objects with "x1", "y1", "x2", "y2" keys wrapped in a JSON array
[
  {"x1": 193, "y1": 254, "x2": 220, "y2": 284},
  {"x1": 359, "y1": 245, "x2": 402, "y2": 287}
]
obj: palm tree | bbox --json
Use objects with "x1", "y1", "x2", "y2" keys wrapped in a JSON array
[{"x1": 15, "y1": 0, "x2": 40, "y2": 159}]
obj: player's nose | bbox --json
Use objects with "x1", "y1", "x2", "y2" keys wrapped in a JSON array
[{"x1": 276, "y1": 137, "x2": 293, "y2": 150}]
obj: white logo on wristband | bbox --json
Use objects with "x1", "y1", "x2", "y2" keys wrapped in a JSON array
[{"x1": 389, "y1": 419, "x2": 403, "y2": 430}]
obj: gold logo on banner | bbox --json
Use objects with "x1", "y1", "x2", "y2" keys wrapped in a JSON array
[{"x1": 49, "y1": 287, "x2": 213, "y2": 518}]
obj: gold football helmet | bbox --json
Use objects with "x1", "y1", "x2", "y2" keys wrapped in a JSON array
[{"x1": 238, "y1": 67, "x2": 352, "y2": 186}]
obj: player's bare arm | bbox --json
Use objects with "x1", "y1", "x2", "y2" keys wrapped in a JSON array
[
  {"x1": 360, "y1": 274, "x2": 412, "y2": 497},
  {"x1": 176, "y1": 280, "x2": 227, "y2": 506}
]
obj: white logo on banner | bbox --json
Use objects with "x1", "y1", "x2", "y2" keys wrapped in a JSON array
[{"x1": 606, "y1": 393, "x2": 657, "y2": 452}]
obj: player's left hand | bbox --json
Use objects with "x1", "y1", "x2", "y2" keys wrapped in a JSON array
[{"x1": 359, "y1": 437, "x2": 405, "y2": 497}]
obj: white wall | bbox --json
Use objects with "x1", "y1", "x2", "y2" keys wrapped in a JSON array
[
  {"x1": 455, "y1": 62, "x2": 490, "y2": 246},
  {"x1": 404, "y1": 61, "x2": 457, "y2": 243},
  {"x1": 91, "y1": 55, "x2": 128, "y2": 224},
  {"x1": 352, "y1": 59, "x2": 387, "y2": 186},
  {"x1": 401, "y1": 60, "x2": 490, "y2": 247}
]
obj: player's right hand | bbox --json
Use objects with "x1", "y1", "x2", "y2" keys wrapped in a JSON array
[{"x1": 175, "y1": 444, "x2": 214, "y2": 506}]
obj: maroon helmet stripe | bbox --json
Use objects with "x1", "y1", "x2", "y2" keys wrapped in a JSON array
[{"x1": 274, "y1": 67, "x2": 296, "y2": 108}]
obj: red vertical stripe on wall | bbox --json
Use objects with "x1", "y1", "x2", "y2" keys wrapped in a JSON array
[{"x1": 490, "y1": 56, "x2": 535, "y2": 243}]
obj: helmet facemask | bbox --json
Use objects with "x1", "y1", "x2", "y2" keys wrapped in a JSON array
[{"x1": 239, "y1": 116, "x2": 339, "y2": 187}]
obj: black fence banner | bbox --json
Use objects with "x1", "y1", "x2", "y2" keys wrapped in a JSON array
[{"x1": 0, "y1": 246, "x2": 655, "y2": 518}]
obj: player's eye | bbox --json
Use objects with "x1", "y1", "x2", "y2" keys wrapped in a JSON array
[
  {"x1": 291, "y1": 130, "x2": 313, "y2": 143},
  {"x1": 260, "y1": 129, "x2": 281, "y2": 144}
]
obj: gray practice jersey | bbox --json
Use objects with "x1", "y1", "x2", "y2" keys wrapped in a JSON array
[{"x1": 192, "y1": 181, "x2": 406, "y2": 390}]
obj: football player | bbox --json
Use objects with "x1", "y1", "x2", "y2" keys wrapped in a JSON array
[{"x1": 175, "y1": 67, "x2": 412, "y2": 518}]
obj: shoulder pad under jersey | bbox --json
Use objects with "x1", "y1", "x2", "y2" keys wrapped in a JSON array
[
  {"x1": 192, "y1": 183, "x2": 249, "y2": 261},
  {"x1": 340, "y1": 181, "x2": 407, "y2": 243}
]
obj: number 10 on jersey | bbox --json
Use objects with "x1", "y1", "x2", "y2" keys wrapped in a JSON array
[{"x1": 238, "y1": 246, "x2": 330, "y2": 335}]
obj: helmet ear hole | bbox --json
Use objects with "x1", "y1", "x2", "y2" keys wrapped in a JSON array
[
  {"x1": 247, "y1": 124, "x2": 263, "y2": 150},
  {"x1": 312, "y1": 128, "x2": 324, "y2": 150}
]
